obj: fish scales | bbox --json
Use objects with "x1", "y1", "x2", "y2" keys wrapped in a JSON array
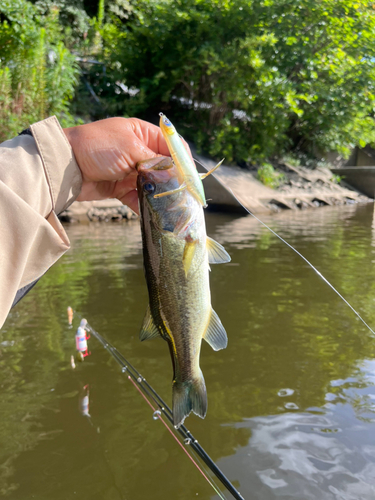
[
  {"x1": 141, "y1": 176, "x2": 210, "y2": 378},
  {"x1": 137, "y1": 156, "x2": 230, "y2": 428}
]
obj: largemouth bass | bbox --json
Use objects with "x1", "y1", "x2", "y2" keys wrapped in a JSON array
[
  {"x1": 137, "y1": 156, "x2": 230, "y2": 428},
  {"x1": 156, "y1": 113, "x2": 224, "y2": 207}
]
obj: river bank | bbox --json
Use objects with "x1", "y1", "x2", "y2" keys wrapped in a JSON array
[{"x1": 59, "y1": 158, "x2": 370, "y2": 223}]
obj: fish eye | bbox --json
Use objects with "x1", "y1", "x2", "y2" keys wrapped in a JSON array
[
  {"x1": 143, "y1": 182, "x2": 156, "y2": 194},
  {"x1": 163, "y1": 117, "x2": 172, "y2": 127}
]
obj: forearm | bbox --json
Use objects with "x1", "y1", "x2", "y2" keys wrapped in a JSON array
[
  {"x1": 0, "y1": 113, "x2": 174, "y2": 328},
  {"x1": 0, "y1": 116, "x2": 82, "y2": 328}
]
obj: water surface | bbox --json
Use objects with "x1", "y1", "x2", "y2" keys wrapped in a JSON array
[{"x1": 2, "y1": 203, "x2": 375, "y2": 499}]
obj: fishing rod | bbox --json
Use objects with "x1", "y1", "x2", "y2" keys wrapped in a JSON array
[
  {"x1": 194, "y1": 157, "x2": 375, "y2": 337},
  {"x1": 72, "y1": 311, "x2": 245, "y2": 500}
]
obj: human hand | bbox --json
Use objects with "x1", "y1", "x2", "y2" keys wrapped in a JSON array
[{"x1": 64, "y1": 117, "x2": 184, "y2": 213}]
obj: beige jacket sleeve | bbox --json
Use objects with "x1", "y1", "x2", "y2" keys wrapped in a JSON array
[{"x1": 0, "y1": 116, "x2": 82, "y2": 328}]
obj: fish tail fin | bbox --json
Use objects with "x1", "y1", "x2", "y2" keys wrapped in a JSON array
[{"x1": 172, "y1": 372, "x2": 207, "y2": 428}]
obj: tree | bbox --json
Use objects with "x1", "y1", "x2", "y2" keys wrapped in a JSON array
[
  {"x1": 0, "y1": 0, "x2": 79, "y2": 141},
  {"x1": 97, "y1": 0, "x2": 375, "y2": 162}
]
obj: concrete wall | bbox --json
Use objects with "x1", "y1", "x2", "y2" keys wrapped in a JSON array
[{"x1": 356, "y1": 149, "x2": 375, "y2": 167}]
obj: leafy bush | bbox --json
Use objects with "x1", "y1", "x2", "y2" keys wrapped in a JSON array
[
  {"x1": 0, "y1": 0, "x2": 79, "y2": 142},
  {"x1": 34, "y1": 0, "x2": 91, "y2": 50},
  {"x1": 257, "y1": 163, "x2": 285, "y2": 189},
  {"x1": 95, "y1": 0, "x2": 375, "y2": 163}
]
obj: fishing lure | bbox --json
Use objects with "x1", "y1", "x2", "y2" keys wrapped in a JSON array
[{"x1": 156, "y1": 113, "x2": 224, "y2": 207}]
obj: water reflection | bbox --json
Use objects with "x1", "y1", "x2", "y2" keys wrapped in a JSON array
[
  {"x1": 218, "y1": 369, "x2": 375, "y2": 500},
  {"x1": 1, "y1": 205, "x2": 375, "y2": 499},
  {"x1": 79, "y1": 384, "x2": 91, "y2": 418}
]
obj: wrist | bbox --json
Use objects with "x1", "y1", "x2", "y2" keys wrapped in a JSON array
[
  {"x1": 63, "y1": 126, "x2": 80, "y2": 167},
  {"x1": 30, "y1": 117, "x2": 82, "y2": 214}
]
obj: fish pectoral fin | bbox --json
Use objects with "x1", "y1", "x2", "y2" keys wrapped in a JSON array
[
  {"x1": 206, "y1": 236, "x2": 231, "y2": 264},
  {"x1": 203, "y1": 309, "x2": 228, "y2": 351},
  {"x1": 183, "y1": 240, "x2": 197, "y2": 277},
  {"x1": 199, "y1": 159, "x2": 224, "y2": 180},
  {"x1": 154, "y1": 182, "x2": 187, "y2": 199},
  {"x1": 139, "y1": 305, "x2": 160, "y2": 341}
]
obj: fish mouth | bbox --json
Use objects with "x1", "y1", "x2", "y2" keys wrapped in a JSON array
[
  {"x1": 136, "y1": 156, "x2": 178, "y2": 194},
  {"x1": 136, "y1": 156, "x2": 173, "y2": 173}
]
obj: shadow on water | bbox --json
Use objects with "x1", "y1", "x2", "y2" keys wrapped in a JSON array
[{"x1": 1, "y1": 203, "x2": 375, "y2": 498}]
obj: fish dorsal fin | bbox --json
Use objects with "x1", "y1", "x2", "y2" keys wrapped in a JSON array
[
  {"x1": 203, "y1": 308, "x2": 228, "y2": 351},
  {"x1": 139, "y1": 305, "x2": 160, "y2": 341},
  {"x1": 206, "y1": 237, "x2": 231, "y2": 264},
  {"x1": 183, "y1": 240, "x2": 197, "y2": 276}
]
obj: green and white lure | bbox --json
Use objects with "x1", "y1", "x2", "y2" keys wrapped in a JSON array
[{"x1": 157, "y1": 113, "x2": 223, "y2": 207}]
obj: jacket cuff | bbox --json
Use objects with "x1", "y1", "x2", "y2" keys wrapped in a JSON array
[{"x1": 30, "y1": 116, "x2": 82, "y2": 214}]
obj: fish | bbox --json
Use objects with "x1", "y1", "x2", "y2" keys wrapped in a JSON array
[
  {"x1": 136, "y1": 156, "x2": 231, "y2": 428},
  {"x1": 157, "y1": 113, "x2": 224, "y2": 207}
]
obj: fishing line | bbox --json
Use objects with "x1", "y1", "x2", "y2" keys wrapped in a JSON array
[
  {"x1": 72, "y1": 311, "x2": 244, "y2": 500},
  {"x1": 84, "y1": 320, "x2": 231, "y2": 499},
  {"x1": 127, "y1": 376, "x2": 226, "y2": 500},
  {"x1": 194, "y1": 158, "x2": 375, "y2": 336}
]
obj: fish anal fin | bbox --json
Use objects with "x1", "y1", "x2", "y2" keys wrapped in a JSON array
[
  {"x1": 206, "y1": 236, "x2": 231, "y2": 264},
  {"x1": 139, "y1": 305, "x2": 160, "y2": 341},
  {"x1": 183, "y1": 240, "x2": 197, "y2": 276},
  {"x1": 203, "y1": 309, "x2": 228, "y2": 351}
]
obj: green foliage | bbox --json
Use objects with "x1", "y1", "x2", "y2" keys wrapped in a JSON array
[
  {"x1": 0, "y1": 0, "x2": 79, "y2": 142},
  {"x1": 257, "y1": 162, "x2": 285, "y2": 188},
  {"x1": 330, "y1": 174, "x2": 343, "y2": 184},
  {"x1": 34, "y1": 0, "x2": 91, "y2": 49},
  {"x1": 94, "y1": 0, "x2": 375, "y2": 162},
  {"x1": 283, "y1": 154, "x2": 301, "y2": 168},
  {"x1": 2, "y1": 0, "x2": 375, "y2": 162}
]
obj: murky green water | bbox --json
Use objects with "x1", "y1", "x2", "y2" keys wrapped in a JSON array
[{"x1": 2, "y1": 203, "x2": 375, "y2": 499}]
